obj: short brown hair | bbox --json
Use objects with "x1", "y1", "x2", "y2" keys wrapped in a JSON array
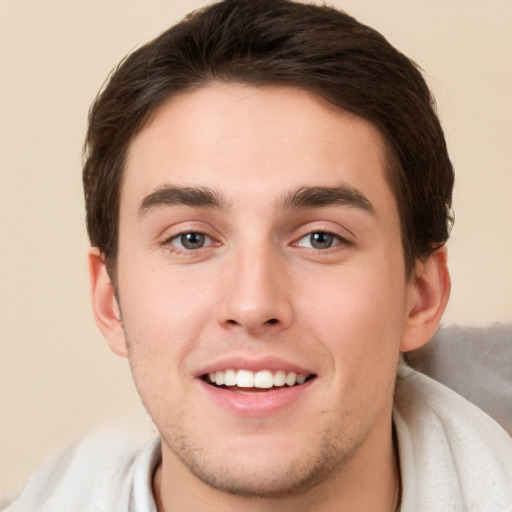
[{"x1": 83, "y1": 0, "x2": 454, "y2": 279}]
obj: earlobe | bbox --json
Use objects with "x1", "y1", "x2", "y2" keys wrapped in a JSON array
[
  {"x1": 400, "y1": 246, "x2": 451, "y2": 352},
  {"x1": 88, "y1": 247, "x2": 128, "y2": 358}
]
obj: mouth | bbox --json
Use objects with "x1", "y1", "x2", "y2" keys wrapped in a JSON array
[{"x1": 202, "y1": 369, "x2": 316, "y2": 391}]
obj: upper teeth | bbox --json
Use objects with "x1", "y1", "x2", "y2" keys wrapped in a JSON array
[{"x1": 208, "y1": 369, "x2": 308, "y2": 389}]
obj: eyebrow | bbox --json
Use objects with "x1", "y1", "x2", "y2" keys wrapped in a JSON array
[
  {"x1": 138, "y1": 185, "x2": 230, "y2": 216},
  {"x1": 279, "y1": 185, "x2": 377, "y2": 216},
  {"x1": 138, "y1": 183, "x2": 376, "y2": 218}
]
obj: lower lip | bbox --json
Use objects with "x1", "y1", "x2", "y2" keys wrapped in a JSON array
[{"x1": 197, "y1": 379, "x2": 315, "y2": 417}]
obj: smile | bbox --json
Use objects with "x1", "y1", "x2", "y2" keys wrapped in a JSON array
[
  {"x1": 198, "y1": 364, "x2": 317, "y2": 416},
  {"x1": 205, "y1": 369, "x2": 314, "y2": 389}
]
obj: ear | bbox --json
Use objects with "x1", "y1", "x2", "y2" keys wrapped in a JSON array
[
  {"x1": 400, "y1": 246, "x2": 451, "y2": 352},
  {"x1": 88, "y1": 247, "x2": 128, "y2": 358}
]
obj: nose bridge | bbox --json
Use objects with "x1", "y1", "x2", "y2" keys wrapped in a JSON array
[{"x1": 217, "y1": 236, "x2": 293, "y2": 334}]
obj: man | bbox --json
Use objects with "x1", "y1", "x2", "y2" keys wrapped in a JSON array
[{"x1": 6, "y1": 0, "x2": 511, "y2": 510}]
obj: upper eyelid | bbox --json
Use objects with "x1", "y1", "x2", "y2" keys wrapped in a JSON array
[
  {"x1": 292, "y1": 222, "x2": 355, "y2": 241},
  {"x1": 161, "y1": 232, "x2": 220, "y2": 256},
  {"x1": 172, "y1": 232, "x2": 214, "y2": 248},
  {"x1": 294, "y1": 230, "x2": 351, "y2": 246},
  {"x1": 159, "y1": 221, "x2": 219, "y2": 241},
  {"x1": 157, "y1": 220, "x2": 354, "y2": 245},
  {"x1": 164, "y1": 231, "x2": 216, "y2": 244}
]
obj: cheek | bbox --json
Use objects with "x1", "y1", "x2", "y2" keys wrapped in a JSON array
[
  {"x1": 119, "y1": 260, "x2": 214, "y2": 336},
  {"x1": 304, "y1": 260, "x2": 406, "y2": 330},
  {"x1": 119, "y1": 272, "x2": 203, "y2": 417},
  {"x1": 301, "y1": 263, "x2": 406, "y2": 380}
]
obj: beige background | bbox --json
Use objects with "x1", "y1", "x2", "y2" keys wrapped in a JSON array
[{"x1": 1, "y1": 0, "x2": 511, "y2": 496}]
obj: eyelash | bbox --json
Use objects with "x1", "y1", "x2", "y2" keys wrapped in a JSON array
[
  {"x1": 162, "y1": 229, "x2": 352, "y2": 255},
  {"x1": 163, "y1": 231, "x2": 217, "y2": 253},
  {"x1": 293, "y1": 230, "x2": 352, "y2": 251}
]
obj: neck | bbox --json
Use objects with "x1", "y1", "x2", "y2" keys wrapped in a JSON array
[{"x1": 153, "y1": 419, "x2": 400, "y2": 512}]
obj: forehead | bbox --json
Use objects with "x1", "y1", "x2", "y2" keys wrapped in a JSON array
[{"x1": 122, "y1": 83, "x2": 397, "y2": 220}]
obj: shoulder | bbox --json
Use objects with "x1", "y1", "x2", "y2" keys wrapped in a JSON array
[
  {"x1": 394, "y1": 362, "x2": 512, "y2": 511},
  {"x1": 3, "y1": 423, "x2": 160, "y2": 512}
]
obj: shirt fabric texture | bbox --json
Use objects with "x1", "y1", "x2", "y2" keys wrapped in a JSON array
[{"x1": 4, "y1": 364, "x2": 512, "y2": 512}]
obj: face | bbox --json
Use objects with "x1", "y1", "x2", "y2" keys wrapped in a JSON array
[{"x1": 113, "y1": 84, "x2": 415, "y2": 497}]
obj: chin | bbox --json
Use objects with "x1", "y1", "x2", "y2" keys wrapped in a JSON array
[
  {"x1": 165, "y1": 428, "x2": 361, "y2": 499},
  {"x1": 186, "y1": 458, "x2": 333, "y2": 498}
]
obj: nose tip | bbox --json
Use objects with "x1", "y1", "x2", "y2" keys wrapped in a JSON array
[{"x1": 216, "y1": 252, "x2": 293, "y2": 335}]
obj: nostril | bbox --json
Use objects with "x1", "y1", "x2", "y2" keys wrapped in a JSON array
[{"x1": 222, "y1": 316, "x2": 283, "y2": 331}]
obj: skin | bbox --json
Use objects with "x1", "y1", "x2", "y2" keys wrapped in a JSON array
[{"x1": 90, "y1": 83, "x2": 450, "y2": 511}]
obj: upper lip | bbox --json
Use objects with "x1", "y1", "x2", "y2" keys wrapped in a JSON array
[{"x1": 195, "y1": 356, "x2": 315, "y2": 378}]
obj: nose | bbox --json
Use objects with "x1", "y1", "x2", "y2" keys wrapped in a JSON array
[{"x1": 216, "y1": 242, "x2": 294, "y2": 336}]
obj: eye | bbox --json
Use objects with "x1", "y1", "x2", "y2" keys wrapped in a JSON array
[
  {"x1": 296, "y1": 231, "x2": 343, "y2": 250},
  {"x1": 169, "y1": 232, "x2": 213, "y2": 250}
]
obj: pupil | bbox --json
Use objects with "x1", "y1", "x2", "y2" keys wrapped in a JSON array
[
  {"x1": 181, "y1": 233, "x2": 205, "y2": 249},
  {"x1": 310, "y1": 232, "x2": 333, "y2": 249}
]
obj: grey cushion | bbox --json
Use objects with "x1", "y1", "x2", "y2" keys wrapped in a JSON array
[{"x1": 405, "y1": 324, "x2": 512, "y2": 435}]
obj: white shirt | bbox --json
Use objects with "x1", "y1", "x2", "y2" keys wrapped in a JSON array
[
  {"x1": 3, "y1": 426, "x2": 160, "y2": 512},
  {"x1": 394, "y1": 362, "x2": 512, "y2": 511},
  {"x1": 4, "y1": 366, "x2": 512, "y2": 512}
]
